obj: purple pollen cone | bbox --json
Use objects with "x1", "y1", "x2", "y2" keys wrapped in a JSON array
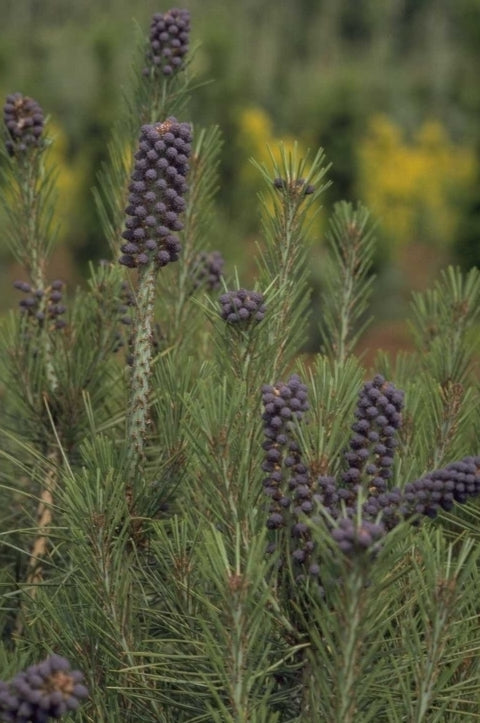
[
  {"x1": 13, "y1": 280, "x2": 67, "y2": 330},
  {"x1": 120, "y1": 118, "x2": 192, "y2": 270},
  {"x1": 3, "y1": 92, "x2": 44, "y2": 156},
  {"x1": 191, "y1": 251, "x2": 225, "y2": 291},
  {"x1": 262, "y1": 374, "x2": 318, "y2": 575},
  {"x1": 259, "y1": 372, "x2": 480, "y2": 576},
  {"x1": 0, "y1": 654, "x2": 88, "y2": 721},
  {"x1": 219, "y1": 288, "x2": 266, "y2": 324},
  {"x1": 144, "y1": 9, "x2": 191, "y2": 78},
  {"x1": 343, "y1": 374, "x2": 404, "y2": 496}
]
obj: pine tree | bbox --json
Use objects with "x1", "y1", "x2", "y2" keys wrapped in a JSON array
[{"x1": 1, "y1": 8, "x2": 480, "y2": 723}]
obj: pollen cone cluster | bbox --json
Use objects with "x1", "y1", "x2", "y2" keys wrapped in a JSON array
[{"x1": 120, "y1": 118, "x2": 192, "y2": 270}]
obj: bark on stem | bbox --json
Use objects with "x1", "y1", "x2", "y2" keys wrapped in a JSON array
[
  {"x1": 126, "y1": 264, "x2": 157, "y2": 478},
  {"x1": 14, "y1": 446, "x2": 60, "y2": 638},
  {"x1": 26, "y1": 448, "x2": 60, "y2": 586}
]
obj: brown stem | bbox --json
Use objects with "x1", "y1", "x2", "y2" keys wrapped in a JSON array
[
  {"x1": 14, "y1": 447, "x2": 60, "y2": 638},
  {"x1": 26, "y1": 451, "x2": 59, "y2": 586}
]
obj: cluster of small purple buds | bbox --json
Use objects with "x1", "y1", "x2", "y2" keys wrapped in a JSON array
[
  {"x1": 3, "y1": 93, "x2": 44, "y2": 156},
  {"x1": 261, "y1": 372, "x2": 480, "y2": 573},
  {"x1": 261, "y1": 374, "x2": 310, "y2": 530},
  {"x1": 13, "y1": 280, "x2": 66, "y2": 330},
  {"x1": 191, "y1": 251, "x2": 225, "y2": 291},
  {"x1": 405, "y1": 457, "x2": 480, "y2": 514},
  {"x1": 261, "y1": 375, "x2": 322, "y2": 574},
  {"x1": 120, "y1": 118, "x2": 192, "y2": 270},
  {"x1": 273, "y1": 177, "x2": 314, "y2": 196},
  {"x1": 331, "y1": 518, "x2": 385, "y2": 555},
  {"x1": 360, "y1": 456, "x2": 480, "y2": 535},
  {"x1": 0, "y1": 654, "x2": 88, "y2": 722},
  {"x1": 110, "y1": 280, "x2": 136, "y2": 355},
  {"x1": 144, "y1": 8, "x2": 190, "y2": 78},
  {"x1": 219, "y1": 289, "x2": 266, "y2": 324},
  {"x1": 117, "y1": 280, "x2": 136, "y2": 327},
  {"x1": 343, "y1": 374, "x2": 404, "y2": 498}
]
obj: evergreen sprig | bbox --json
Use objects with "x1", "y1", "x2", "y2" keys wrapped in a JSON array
[
  {"x1": 253, "y1": 143, "x2": 330, "y2": 377},
  {"x1": 320, "y1": 200, "x2": 376, "y2": 362},
  {"x1": 94, "y1": 11, "x2": 196, "y2": 258},
  {"x1": 155, "y1": 124, "x2": 223, "y2": 353}
]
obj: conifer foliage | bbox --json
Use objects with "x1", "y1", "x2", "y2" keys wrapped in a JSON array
[{"x1": 2, "y1": 8, "x2": 480, "y2": 723}]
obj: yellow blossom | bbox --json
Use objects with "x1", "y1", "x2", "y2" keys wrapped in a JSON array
[{"x1": 357, "y1": 114, "x2": 476, "y2": 254}]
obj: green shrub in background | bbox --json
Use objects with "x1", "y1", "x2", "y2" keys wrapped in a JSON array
[
  {"x1": 2, "y1": 8, "x2": 480, "y2": 722},
  {"x1": 2, "y1": 0, "x2": 480, "y2": 283}
]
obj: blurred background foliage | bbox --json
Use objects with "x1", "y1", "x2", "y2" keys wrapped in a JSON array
[
  {"x1": 358, "y1": 115, "x2": 475, "y2": 254},
  {"x1": 1, "y1": 0, "x2": 480, "y2": 353}
]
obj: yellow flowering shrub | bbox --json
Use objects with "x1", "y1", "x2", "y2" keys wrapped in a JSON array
[{"x1": 357, "y1": 114, "x2": 476, "y2": 253}]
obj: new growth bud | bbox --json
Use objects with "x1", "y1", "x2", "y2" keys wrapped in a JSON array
[
  {"x1": 110, "y1": 280, "x2": 164, "y2": 364},
  {"x1": 273, "y1": 177, "x2": 314, "y2": 197}
]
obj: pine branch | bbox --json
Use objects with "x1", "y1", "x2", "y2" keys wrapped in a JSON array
[
  {"x1": 121, "y1": 118, "x2": 192, "y2": 481},
  {"x1": 409, "y1": 265, "x2": 480, "y2": 385},
  {"x1": 334, "y1": 565, "x2": 367, "y2": 722},
  {"x1": 253, "y1": 143, "x2": 330, "y2": 376},
  {"x1": 0, "y1": 101, "x2": 73, "y2": 645},
  {"x1": 94, "y1": 13, "x2": 196, "y2": 259},
  {"x1": 1, "y1": 120, "x2": 60, "y2": 393},
  {"x1": 396, "y1": 531, "x2": 480, "y2": 722},
  {"x1": 157, "y1": 124, "x2": 223, "y2": 352},
  {"x1": 296, "y1": 521, "x2": 414, "y2": 720},
  {"x1": 13, "y1": 444, "x2": 61, "y2": 640},
  {"x1": 320, "y1": 201, "x2": 376, "y2": 363}
]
